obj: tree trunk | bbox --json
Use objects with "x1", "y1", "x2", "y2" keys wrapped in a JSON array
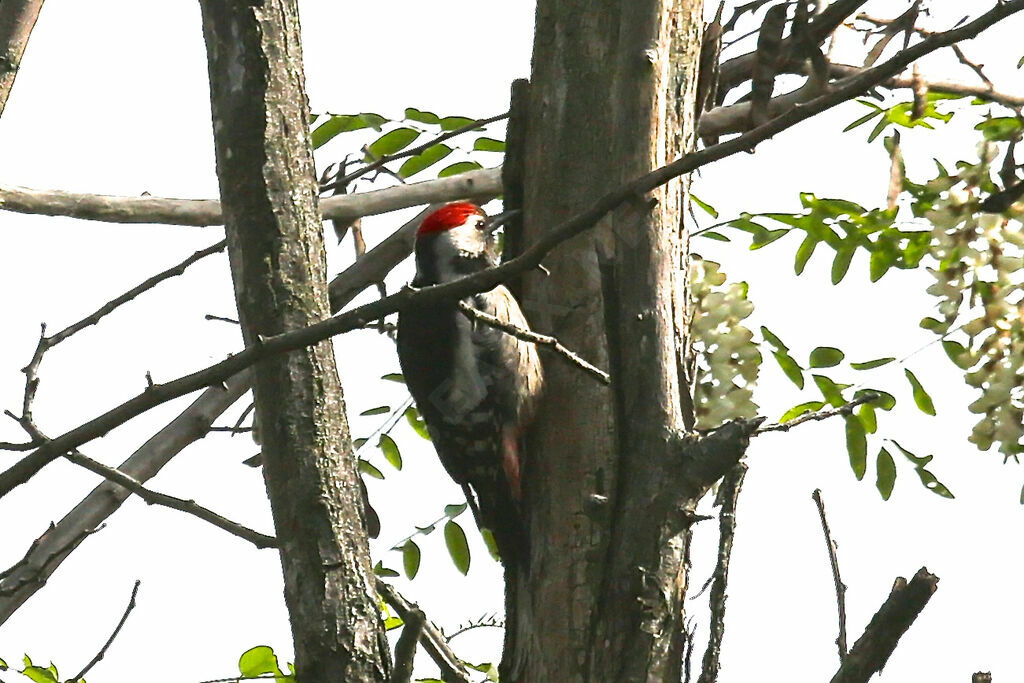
[
  {"x1": 504, "y1": 1, "x2": 703, "y2": 680},
  {"x1": 199, "y1": 2, "x2": 389, "y2": 680},
  {"x1": 0, "y1": 0, "x2": 45, "y2": 117}
]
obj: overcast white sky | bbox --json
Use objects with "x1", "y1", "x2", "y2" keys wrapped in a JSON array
[{"x1": 1, "y1": 1, "x2": 1022, "y2": 681}]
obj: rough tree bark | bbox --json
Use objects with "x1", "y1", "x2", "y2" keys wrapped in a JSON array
[
  {"x1": 0, "y1": 0, "x2": 45, "y2": 117},
  {"x1": 199, "y1": 2, "x2": 389, "y2": 680},
  {"x1": 504, "y1": 0, "x2": 705, "y2": 680}
]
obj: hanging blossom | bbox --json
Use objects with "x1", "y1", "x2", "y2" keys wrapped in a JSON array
[
  {"x1": 689, "y1": 256, "x2": 761, "y2": 429},
  {"x1": 921, "y1": 141, "x2": 1024, "y2": 458}
]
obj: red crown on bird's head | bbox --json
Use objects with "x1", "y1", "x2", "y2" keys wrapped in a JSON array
[{"x1": 418, "y1": 202, "x2": 484, "y2": 236}]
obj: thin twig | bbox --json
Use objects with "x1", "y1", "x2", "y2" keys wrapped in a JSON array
[
  {"x1": 64, "y1": 450, "x2": 276, "y2": 549},
  {"x1": 813, "y1": 488, "x2": 849, "y2": 663},
  {"x1": 51, "y1": 240, "x2": 227, "y2": 347},
  {"x1": 375, "y1": 579, "x2": 472, "y2": 683},
  {"x1": 70, "y1": 579, "x2": 141, "y2": 682},
  {"x1": 457, "y1": 301, "x2": 610, "y2": 385},
  {"x1": 321, "y1": 112, "x2": 510, "y2": 193},
  {"x1": 2, "y1": 1, "x2": 1022, "y2": 499},
  {"x1": 756, "y1": 393, "x2": 879, "y2": 434},
  {"x1": 696, "y1": 463, "x2": 747, "y2": 683}
]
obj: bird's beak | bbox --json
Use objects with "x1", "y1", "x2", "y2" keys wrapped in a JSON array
[{"x1": 483, "y1": 208, "x2": 522, "y2": 233}]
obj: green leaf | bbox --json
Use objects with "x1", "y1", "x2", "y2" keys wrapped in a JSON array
[
  {"x1": 794, "y1": 235, "x2": 819, "y2": 274},
  {"x1": 480, "y1": 528, "x2": 501, "y2": 561},
  {"x1": 809, "y1": 347, "x2": 845, "y2": 368},
  {"x1": 404, "y1": 107, "x2": 440, "y2": 124},
  {"x1": 857, "y1": 388, "x2": 895, "y2": 410},
  {"x1": 760, "y1": 326, "x2": 789, "y2": 351},
  {"x1": 850, "y1": 357, "x2": 895, "y2": 370},
  {"x1": 379, "y1": 434, "x2": 402, "y2": 470},
  {"x1": 398, "y1": 143, "x2": 453, "y2": 179},
  {"x1": 444, "y1": 520, "x2": 471, "y2": 574},
  {"x1": 373, "y1": 561, "x2": 400, "y2": 578},
  {"x1": 779, "y1": 400, "x2": 825, "y2": 422},
  {"x1": 404, "y1": 406, "x2": 431, "y2": 440},
  {"x1": 831, "y1": 247, "x2": 855, "y2": 284},
  {"x1": 310, "y1": 113, "x2": 387, "y2": 148},
  {"x1": 845, "y1": 415, "x2": 867, "y2": 480},
  {"x1": 473, "y1": 137, "x2": 506, "y2": 152},
  {"x1": 366, "y1": 127, "x2": 421, "y2": 158},
  {"x1": 858, "y1": 402, "x2": 878, "y2": 434},
  {"x1": 813, "y1": 374, "x2": 846, "y2": 407},
  {"x1": 360, "y1": 405, "x2": 390, "y2": 416},
  {"x1": 876, "y1": 447, "x2": 896, "y2": 500},
  {"x1": 691, "y1": 194, "x2": 719, "y2": 218},
  {"x1": 844, "y1": 108, "x2": 883, "y2": 132},
  {"x1": 773, "y1": 351, "x2": 805, "y2": 389},
  {"x1": 0, "y1": 657, "x2": 6, "y2": 670},
  {"x1": 941, "y1": 340, "x2": 973, "y2": 369},
  {"x1": 974, "y1": 117, "x2": 1023, "y2": 141},
  {"x1": 890, "y1": 439, "x2": 932, "y2": 468},
  {"x1": 402, "y1": 540, "x2": 421, "y2": 579},
  {"x1": 21, "y1": 667, "x2": 57, "y2": 683},
  {"x1": 698, "y1": 231, "x2": 730, "y2": 242},
  {"x1": 239, "y1": 646, "x2": 282, "y2": 678},
  {"x1": 444, "y1": 502, "x2": 468, "y2": 518},
  {"x1": 358, "y1": 459, "x2": 385, "y2": 480},
  {"x1": 915, "y1": 468, "x2": 955, "y2": 498},
  {"x1": 438, "y1": 161, "x2": 484, "y2": 177},
  {"x1": 904, "y1": 369, "x2": 936, "y2": 415},
  {"x1": 384, "y1": 614, "x2": 405, "y2": 631},
  {"x1": 869, "y1": 248, "x2": 897, "y2": 282},
  {"x1": 381, "y1": 373, "x2": 405, "y2": 383},
  {"x1": 353, "y1": 437, "x2": 368, "y2": 449},
  {"x1": 750, "y1": 228, "x2": 789, "y2": 249},
  {"x1": 439, "y1": 115, "x2": 477, "y2": 131}
]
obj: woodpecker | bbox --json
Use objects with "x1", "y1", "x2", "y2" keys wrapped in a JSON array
[{"x1": 396, "y1": 202, "x2": 543, "y2": 564}]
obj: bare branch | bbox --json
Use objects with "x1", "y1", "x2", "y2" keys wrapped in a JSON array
[
  {"x1": 390, "y1": 606, "x2": 425, "y2": 683},
  {"x1": 64, "y1": 449, "x2": 276, "y2": 549},
  {"x1": 457, "y1": 300, "x2": 610, "y2": 385},
  {"x1": 829, "y1": 568, "x2": 940, "y2": 683},
  {"x1": 813, "y1": 488, "x2": 849, "y2": 663},
  {"x1": 756, "y1": 393, "x2": 879, "y2": 434},
  {"x1": 0, "y1": 373, "x2": 249, "y2": 623},
  {"x1": 696, "y1": 463, "x2": 747, "y2": 683},
  {"x1": 375, "y1": 579, "x2": 472, "y2": 683},
  {"x1": 0, "y1": 189, "x2": 434, "y2": 621},
  {"x1": 2, "y1": 0, "x2": 1021, "y2": 499},
  {"x1": 0, "y1": 166, "x2": 502, "y2": 226},
  {"x1": 50, "y1": 240, "x2": 227, "y2": 346},
  {"x1": 70, "y1": 579, "x2": 141, "y2": 682},
  {"x1": 0, "y1": 0, "x2": 45, "y2": 117}
]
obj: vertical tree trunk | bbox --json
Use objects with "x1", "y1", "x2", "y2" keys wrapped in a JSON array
[
  {"x1": 0, "y1": 0, "x2": 45, "y2": 117},
  {"x1": 505, "y1": 1, "x2": 703, "y2": 680},
  {"x1": 199, "y1": 2, "x2": 389, "y2": 680}
]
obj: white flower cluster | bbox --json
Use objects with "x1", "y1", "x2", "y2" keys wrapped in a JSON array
[
  {"x1": 922, "y1": 143, "x2": 1024, "y2": 457},
  {"x1": 689, "y1": 256, "x2": 760, "y2": 429}
]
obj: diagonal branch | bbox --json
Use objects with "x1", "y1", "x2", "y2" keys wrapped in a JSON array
[
  {"x1": 756, "y1": 393, "x2": 878, "y2": 434},
  {"x1": 0, "y1": 166, "x2": 501, "y2": 226},
  {"x1": 70, "y1": 579, "x2": 141, "y2": 682},
  {"x1": 375, "y1": 579, "x2": 472, "y2": 683},
  {"x1": 1, "y1": 0, "x2": 1020, "y2": 499},
  {"x1": 829, "y1": 568, "x2": 939, "y2": 683},
  {"x1": 457, "y1": 300, "x2": 610, "y2": 385},
  {"x1": 813, "y1": 488, "x2": 849, "y2": 663}
]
